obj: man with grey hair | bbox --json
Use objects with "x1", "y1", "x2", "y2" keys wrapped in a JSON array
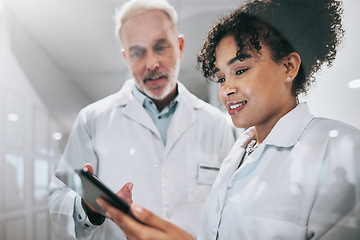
[{"x1": 48, "y1": 0, "x2": 235, "y2": 239}]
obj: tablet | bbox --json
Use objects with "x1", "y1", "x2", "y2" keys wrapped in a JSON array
[{"x1": 55, "y1": 169, "x2": 139, "y2": 221}]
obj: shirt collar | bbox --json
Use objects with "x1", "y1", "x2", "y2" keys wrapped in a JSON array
[
  {"x1": 131, "y1": 84, "x2": 181, "y2": 113},
  {"x1": 264, "y1": 102, "x2": 315, "y2": 147}
]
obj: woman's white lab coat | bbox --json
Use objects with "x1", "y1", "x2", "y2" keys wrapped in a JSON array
[{"x1": 199, "y1": 103, "x2": 360, "y2": 240}]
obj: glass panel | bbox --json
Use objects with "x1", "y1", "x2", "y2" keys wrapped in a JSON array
[
  {"x1": 35, "y1": 211, "x2": 49, "y2": 240},
  {"x1": 49, "y1": 118, "x2": 64, "y2": 159},
  {"x1": 5, "y1": 216, "x2": 26, "y2": 240},
  {"x1": 4, "y1": 153, "x2": 24, "y2": 210},
  {"x1": 5, "y1": 91, "x2": 25, "y2": 148},
  {"x1": 34, "y1": 107, "x2": 49, "y2": 156},
  {"x1": 0, "y1": 150, "x2": 3, "y2": 214},
  {"x1": 34, "y1": 158, "x2": 49, "y2": 204}
]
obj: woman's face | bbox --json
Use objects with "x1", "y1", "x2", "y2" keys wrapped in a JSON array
[{"x1": 215, "y1": 35, "x2": 296, "y2": 141}]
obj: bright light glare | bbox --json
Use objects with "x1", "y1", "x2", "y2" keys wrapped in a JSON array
[
  {"x1": 329, "y1": 130, "x2": 339, "y2": 138},
  {"x1": 7, "y1": 113, "x2": 19, "y2": 122},
  {"x1": 52, "y1": 132, "x2": 62, "y2": 140},
  {"x1": 348, "y1": 79, "x2": 360, "y2": 89}
]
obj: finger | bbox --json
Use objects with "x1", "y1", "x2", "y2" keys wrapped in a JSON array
[
  {"x1": 131, "y1": 205, "x2": 194, "y2": 239},
  {"x1": 127, "y1": 204, "x2": 194, "y2": 239},
  {"x1": 98, "y1": 200, "x2": 193, "y2": 240},
  {"x1": 83, "y1": 164, "x2": 101, "y2": 182},
  {"x1": 96, "y1": 199, "x2": 140, "y2": 234},
  {"x1": 115, "y1": 182, "x2": 133, "y2": 205},
  {"x1": 130, "y1": 204, "x2": 174, "y2": 232},
  {"x1": 83, "y1": 163, "x2": 94, "y2": 175}
]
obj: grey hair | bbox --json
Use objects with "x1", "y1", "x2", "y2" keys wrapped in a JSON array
[{"x1": 114, "y1": 0, "x2": 178, "y2": 40}]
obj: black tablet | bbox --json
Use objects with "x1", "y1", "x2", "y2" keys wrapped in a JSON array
[{"x1": 55, "y1": 169, "x2": 139, "y2": 222}]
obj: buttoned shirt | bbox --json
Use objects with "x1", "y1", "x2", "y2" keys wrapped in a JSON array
[{"x1": 131, "y1": 85, "x2": 179, "y2": 145}]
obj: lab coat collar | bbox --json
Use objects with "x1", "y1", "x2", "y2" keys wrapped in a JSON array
[
  {"x1": 231, "y1": 127, "x2": 257, "y2": 151},
  {"x1": 110, "y1": 79, "x2": 205, "y2": 146},
  {"x1": 112, "y1": 79, "x2": 158, "y2": 136},
  {"x1": 112, "y1": 79, "x2": 135, "y2": 107},
  {"x1": 264, "y1": 102, "x2": 314, "y2": 147}
]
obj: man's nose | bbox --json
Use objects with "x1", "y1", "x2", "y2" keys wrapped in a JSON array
[{"x1": 146, "y1": 52, "x2": 159, "y2": 71}]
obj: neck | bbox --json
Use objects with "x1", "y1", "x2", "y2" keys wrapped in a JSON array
[
  {"x1": 255, "y1": 101, "x2": 297, "y2": 144},
  {"x1": 153, "y1": 86, "x2": 178, "y2": 112}
]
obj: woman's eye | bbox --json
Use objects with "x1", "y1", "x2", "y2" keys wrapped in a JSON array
[
  {"x1": 235, "y1": 68, "x2": 248, "y2": 75},
  {"x1": 217, "y1": 77, "x2": 225, "y2": 84}
]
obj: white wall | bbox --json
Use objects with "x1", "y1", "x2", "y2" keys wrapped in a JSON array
[
  {"x1": 0, "y1": 6, "x2": 70, "y2": 240},
  {"x1": 299, "y1": 0, "x2": 360, "y2": 129}
]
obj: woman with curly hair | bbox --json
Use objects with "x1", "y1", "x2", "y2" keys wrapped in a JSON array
[{"x1": 97, "y1": 0, "x2": 360, "y2": 239}]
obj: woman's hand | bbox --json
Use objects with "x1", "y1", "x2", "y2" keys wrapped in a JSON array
[{"x1": 96, "y1": 199, "x2": 195, "y2": 240}]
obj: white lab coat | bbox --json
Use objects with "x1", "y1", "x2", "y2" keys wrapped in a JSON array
[
  {"x1": 49, "y1": 79, "x2": 235, "y2": 239},
  {"x1": 198, "y1": 103, "x2": 360, "y2": 240}
]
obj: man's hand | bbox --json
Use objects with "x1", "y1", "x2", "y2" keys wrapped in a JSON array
[
  {"x1": 82, "y1": 163, "x2": 134, "y2": 224},
  {"x1": 96, "y1": 199, "x2": 195, "y2": 240}
]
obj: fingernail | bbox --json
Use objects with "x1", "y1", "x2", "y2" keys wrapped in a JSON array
[
  {"x1": 128, "y1": 182, "x2": 133, "y2": 191},
  {"x1": 132, "y1": 204, "x2": 143, "y2": 215},
  {"x1": 83, "y1": 166, "x2": 88, "y2": 172}
]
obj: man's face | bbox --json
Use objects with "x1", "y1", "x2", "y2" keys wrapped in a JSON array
[{"x1": 120, "y1": 10, "x2": 184, "y2": 101}]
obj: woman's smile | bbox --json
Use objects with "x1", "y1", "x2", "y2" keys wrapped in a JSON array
[{"x1": 227, "y1": 100, "x2": 247, "y2": 115}]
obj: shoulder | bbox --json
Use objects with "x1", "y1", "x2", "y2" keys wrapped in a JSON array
[
  {"x1": 78, "y1": 80, "x2": 134, "y2": 121},
  {"x1": 79, "y1": 92, "x2": 122, "y2": 119},
  {"x1": 301, "y1": 118, "x2": 360, "y2": 153},
  {"x1": 307, "y1": 118, "x2": 360, "y2": 137}
]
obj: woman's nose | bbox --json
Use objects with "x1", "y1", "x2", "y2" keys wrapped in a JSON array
[{"x1": 221, "y1": 78, "x2": 237, "y2": 97}]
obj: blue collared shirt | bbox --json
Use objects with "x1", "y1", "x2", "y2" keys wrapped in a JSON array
[{"x1": 131, "y1": 85, "x2": 180, "y2": 145}]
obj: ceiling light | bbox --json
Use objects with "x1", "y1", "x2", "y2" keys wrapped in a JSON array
[
  {"x1": 52, "y1": 132, "x2": 62, "y2": 140},
  {"x1": 348, "y1": 79, "x2": 360, "y2": 89},
  {"x1": 7, "y1": 113, "x2": 19, "y2": 122}
]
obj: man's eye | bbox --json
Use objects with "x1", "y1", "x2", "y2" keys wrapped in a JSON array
[
  {"x1": 130, "y1": 49, "x2": 145, "y2": 58},
  {"x1": 155, "y1": 45, "x2": 167, "y2": 51},
  {"x1": 133, "y1": 51, "x2": 143, "y2": 57}
]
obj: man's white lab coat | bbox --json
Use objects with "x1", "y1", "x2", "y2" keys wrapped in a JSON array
[{"x1": 49, "y1": 79, "x2": 235, "y2": 239}]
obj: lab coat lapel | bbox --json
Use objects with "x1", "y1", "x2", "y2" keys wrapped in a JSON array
[
  {"x1": 216, "y1": 128, "x2": 256, "y2": 209},
  {"x1": 165, "y1": 95, "x2": 197, "y2": 153},
  {"x1": 216, "y1": 148, "x2": 246, "y2": 208},
  {"x1": 122, "y1": 94, "x2": 161, "y2": 138}
]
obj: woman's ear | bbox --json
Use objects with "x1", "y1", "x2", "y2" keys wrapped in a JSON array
[{"x1": 283, "y1": 52, "x2": 301, "y2": 83}]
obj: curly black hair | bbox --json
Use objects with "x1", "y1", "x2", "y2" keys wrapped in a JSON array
[{"x1": 197, "y1": 0, "x2": 344, "y2": 96}]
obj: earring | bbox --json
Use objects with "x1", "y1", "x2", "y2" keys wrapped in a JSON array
[{"x1": 286, "y1": 77, "x2": 291, "y2": 82}]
